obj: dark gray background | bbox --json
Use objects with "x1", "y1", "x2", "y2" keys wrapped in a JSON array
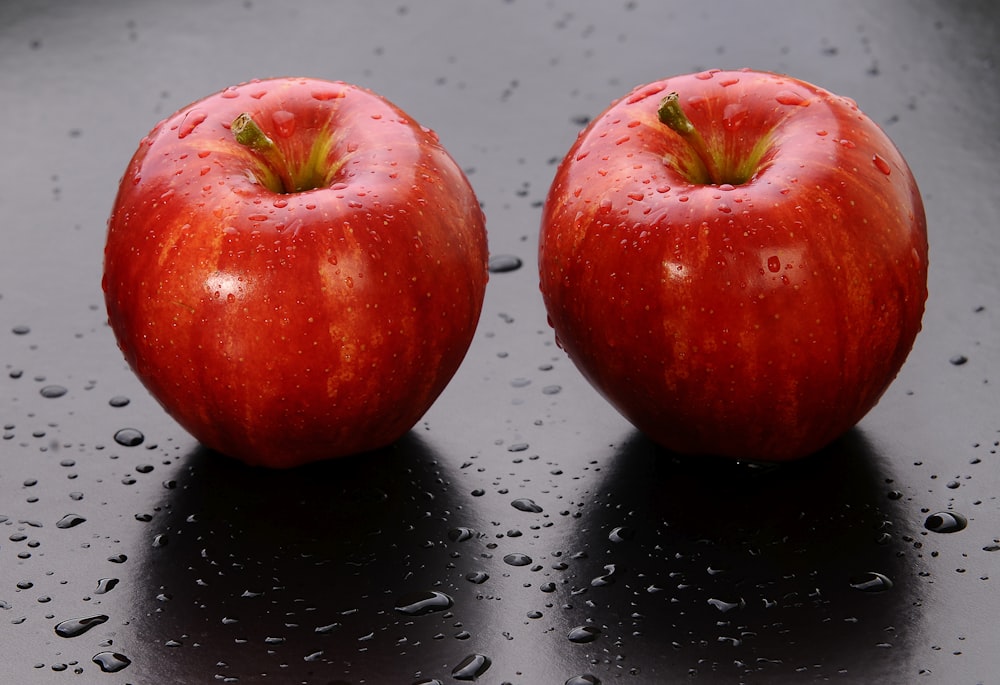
[{"x1": 1, "y1": 1, "x2": 998, "y2": 683}]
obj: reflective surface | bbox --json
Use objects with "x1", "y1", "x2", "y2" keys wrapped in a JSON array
[{"x1": 2, "y1": 1, "x2": 998, "y2": 683}]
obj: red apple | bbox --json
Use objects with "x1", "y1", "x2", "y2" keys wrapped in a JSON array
[
  {"x1": 103, "y1": 77, "x2": 488, "y2": 468},
  {"x1": 539, "y1": 69, "x2": 927, "y2": 461}
]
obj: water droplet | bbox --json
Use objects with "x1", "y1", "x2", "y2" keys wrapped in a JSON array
[
  {"x1": 394, "y1": 590, "x2": 454, "y2": 616},
  {"x1": 503, "y1": 553, "x2": 533, "y2": 567},
  {"x1": 707, "y1": 597, "x2": 745, "y2": 612},
  {"x1": 55, "y1": 513, "x2": 86, "y2": 529},
  {"x1": 488, "y1": 254, "x2": 523, "y2": 273},
  {"x1": 94, "y1": 578, "x2": 119, "y2": 595},
  {"x1": 608, "y1": 526, "x2": 635, "y2": 543},
  {"x1": 767, "y1": 255, "x2": 781, "y2": 273},
  {"x1": 451, "y1": 653, "x2": 491, "y2": 681},
  {"x1": 12, "y1": 324, "x2": 31, "y2": 335},
  {"x1": 949, "y1": 354, "x2": 968, "y2": 366},
  {"x1": 40, "y1": 385, "x2": 68, "y2": 399},
  {"x1": 92, "y1": 652, "x2": 131, "y2": 673},
  {"x1": 849, "y1": 571, "x2": 893, "y2": 592},
  {"x1": 511, "y1": 498, "x2": 543, "y2": 513},
  {"x1": 54, "y1": 614, "x2": 109, "y2": 638},
  {"x1": 567, "y1": 625, "x2": 601, "y2": 644},
  {"x1": 591, "y1": 564, "x2": 620, "y2": 587},
  {"x1": 311, "y1": 88, "x2": 345, "y2": 101},
  {"x1": 107, "y1": 554, "x2": 128, "y2": 564},
  {"x1": 108, "y1": 395, "x2": 130, "y2": 408},
  {"x1": 775, "y1": 90, "x2": 808, "y2": 106},
  {"x1": 924, "y1": 511, "x2": 967, "y2": 534},
  {"x1": 465, "y1": 571, "x2": 490, "y2": 584},
  {"x1": 414, "y1": 680, "x2": 444, "y2": 685},
  {"x1": 271, "y1": 109, "x2": 296, "y2": 137},
  {"x1": 566, "y1": 676, "x2": 601, "y2": 685},
  {"x1": 177, "y1": 109, "x2": 207, "y2": 139},
  {"x1": 113, "y1": 428, "x2": 144, "y2": 447},
  {"x1": 872, "y1": 153, "x2": 892, "y2": 175},
  {"x1": 448, "y1": 527, "x2": 478, "y2": 542}
]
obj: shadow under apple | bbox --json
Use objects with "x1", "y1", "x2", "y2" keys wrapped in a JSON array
[
  {"x1": 534, "y1": 427, "x2": 923, "y2": 684},
  {"x1": 120, "y1": 433, "x2": 493, "y2": 684}
]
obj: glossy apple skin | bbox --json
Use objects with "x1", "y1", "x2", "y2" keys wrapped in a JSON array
[
  {"x1": 104, "y1": 77, "x2": 488, "y2": 468},
  {"x1": 539, "y1": 69, "x2": 927, "y2": 461}
]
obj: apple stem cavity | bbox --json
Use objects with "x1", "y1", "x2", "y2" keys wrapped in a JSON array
[
  {"x1": 231, "y1": 112, "x2": 300, "y2": 194},
  {"x1": 657, "y1": 92, "x2": 725, "y2": 186}
]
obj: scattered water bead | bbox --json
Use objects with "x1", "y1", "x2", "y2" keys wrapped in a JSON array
[
  {"x1": 849, "y1": 572, "x2": 893, "y2": 592},
  {"x1": 54, "y1": 614, "x2": 109, "y2": 638},
  {"x1": 92, "y1": 651, "x2": 131, "y2": 673},
  {"x1": 503, "y1": 553, "x2": 533, "y2": 567},
  {"x1": 448, "y1": 527, "x2": 477, "y2": 542},
  {"x1": 113, "y1": 428, "x2": 145, "y2": 447},
  {"x1": 949, "y1": 354, "x2": 969, "y2": 366},
  {"x1": 566, "y1": 676, "x2": 601, "y2": 685},
  {"x1": 94, "y1": 578, "x2": 119, "y2": 595},
  {"x1": 924, "y1": 511, "x2": 968, "y2": 534},
  {"x1": 511, "y1": 498, "x2": 543, "y2": 513},
  {"x1": 12, "y1": 325, "x2": 31, "y2": 335},
  {"x1": 451, "y1": 653, "x2": 491, "y2": 681},
  {"x1": 487, "y1": 254, "x2": 523, "y2": 273},
  {"x1": 707, "y1": 598, "x2": 745, "y2": 612},
  {"x1": 394, "y1": 590, "x2": 454, "y2": 616},
  {"x1": 567, "y1": 625, "x2": 601, "y2": 644},
  {"x1": 108, "y1": 395, "x2": 131, "y2": 408},
  {"x1": 39, "y1": 385, "x2": 68, "y2": 398},
  {"x1": 608, "y1": 526, "x2": 635, "y2": 543},
  {"x1": 55, "y1": 513, "x2": 86, "y2": 529},
  {"x1": 465, "y1": 571, "x2": 490, "y2": 584}
]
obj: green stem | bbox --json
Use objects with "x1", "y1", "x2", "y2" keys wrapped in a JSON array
[
  {"x1": 231, "y1": 112, "x2": 295, "y2": 193},
  {"x1": 657, "y1": 92, "x2": 723, "y2": 185}
]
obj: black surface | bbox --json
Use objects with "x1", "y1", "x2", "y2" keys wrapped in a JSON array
[{"x1": 2, "y1": 1, "x2": 999, "y2": 683}]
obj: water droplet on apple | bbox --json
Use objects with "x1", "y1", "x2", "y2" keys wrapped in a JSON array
[
  {"x1": 695, "y1": 70, "x2": 717, "y2": 80},
  {"x1": 108, "y1": 395, "x2": 130, "y2": 408},
  {"x1": 452, "y1": 653, "x2": 491, "y2": 681},
  {"x1": 488, "y1": 254, "x2": 523, "y2": 273},
  {"x1": 775, "y1": 90, "x2": 808, "y2": 106},
  {"x1": 767, "y1": 255, "x2": 781, "y2": 273},
  {"x1": 949, "y1": 354, "x2": 968, "y2": 366},
  {"x1": 55, "y1": 513, "x2": 86, "y2": 529},
  {"x1": 872, "y1": 153, "x2": 892, "y2": 175},
  {"x1": 177, "y1": 109, "x2": 207, "y2": 139},
  {"x1": 54, "y1": 614, "x2": 108, "y2": 638},
  {"x1": 924, "y1": 511, "x2": 967, "y2": 533},
  {"x1": 849, "y1": 571, "x2": 893, "y2": 592},
  {"x1": 718, "y1": 76, "x2": 740, "y2": 87},
  {"x1": 271, "y1": 110, "x2": 296, "y2": 137},
  {"x1": 465, "y1": 571, "x2": 490, "y2": 584},
  {"x1": 40, "y1": 385, "x2": 68, "y2": 398},
  {"x1": 394, "y1": 590, "x2": 454, "y2": 616},
  {"x1": 567, "y1": 625, "x2": 601, "y2": 643},
  {"x1": 311, "y1": 88, "x2": 346, "y2": 101},
  {"x1": 92, "y1": 651, "x2": 131, "y2": 673}
]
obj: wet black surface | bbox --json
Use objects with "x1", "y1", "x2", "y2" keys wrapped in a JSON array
[{"x1": 2, "y1": 1, "x2": 999, "y2": 683}]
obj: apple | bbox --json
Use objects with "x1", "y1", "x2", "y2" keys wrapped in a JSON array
[
  {"x1": 539, "y1": 69, "x2": 927, "y2": 461},
  {"x1": 103, "y1": 77, "x2": 488, "y2": 468}
]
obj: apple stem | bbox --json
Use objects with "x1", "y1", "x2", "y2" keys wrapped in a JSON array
[
  {"x1": 657, "y1": 92, "x2": 723, "y2": 185},
  {"x1": 231, "y1": 112, "x2": 296, "y2": 193}
]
